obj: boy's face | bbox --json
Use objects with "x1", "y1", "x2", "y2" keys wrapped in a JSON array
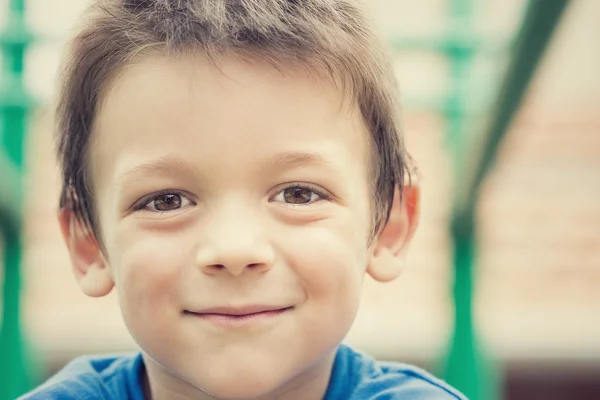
[{"x1": 67, "y1": 53, "x2": 413, "y2": 399}]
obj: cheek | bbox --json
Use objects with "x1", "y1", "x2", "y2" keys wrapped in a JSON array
[
  {"x1": 108, "y1": 226, "x2": 192, "y2": 333},
  {"x1": 279, "y1": 211, "x2": 370, "y2": 307}
]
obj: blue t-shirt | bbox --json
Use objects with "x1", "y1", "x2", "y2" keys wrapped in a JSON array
[{"x1": 20, "y1": 345, "x2": 467, "y2": 399}]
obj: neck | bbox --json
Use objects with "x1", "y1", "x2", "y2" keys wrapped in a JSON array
[{"x1": 142, "y1": 350, "x2": 337, "y2": 400}]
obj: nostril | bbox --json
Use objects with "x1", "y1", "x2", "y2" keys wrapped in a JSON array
[
  {"x1": 200, "y1": 262, "x2": 270, "y2": 276},
  {"x1": 203, "y1": 264, "x2": 225, "y2": 274},
  {"x1": 247, "y1": 263, "x2": 269, "y2": 272}
]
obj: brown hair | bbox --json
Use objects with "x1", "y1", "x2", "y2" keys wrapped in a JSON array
[{"x1": 57, "y1": 0, "x2": 412, "y2": 241}]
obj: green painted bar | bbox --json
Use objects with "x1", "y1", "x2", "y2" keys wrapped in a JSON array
[
  {"x1": 0, "y1": 0, "x2": 36, "y2": 398},
  {"x1": 443, "y1": 217, "x2": 501, "y2": 400},
  {"x1": 444, "y1": 1, "x2": 568, "y2": 399},
  {"x1": 0, "y1": 234, "x2": 30, "y2": 400},
  {"x1": 437, "y1": 0, "x2": 500, "y2": 398},
  {"x1": 452, "y1": 0, "x2": 569, "y2": 221},
  {"x1": 10, "y1": 0, "x2": 25, "y2": 12},
  {"x1": 390, "y1": 33, "x2": 507, "y2": 55}
]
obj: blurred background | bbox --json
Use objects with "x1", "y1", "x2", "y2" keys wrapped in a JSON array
[{"x1": 0, "y1": 0, "x2": 598, "y2": 399}]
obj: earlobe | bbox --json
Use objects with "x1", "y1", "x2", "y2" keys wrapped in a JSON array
[
  {"x1": 58, "y1": 209, "x2": 114, "y2": 297},
  {"x1": 367, "y1": 185, "x2": 420, "y2": 283},
  {"x1": 368, "y1": 247, "x2": 405, "y2": 282}
]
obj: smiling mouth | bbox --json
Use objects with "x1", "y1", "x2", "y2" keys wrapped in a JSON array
[{"x1": 184, "y1": 306, "x2": 294, "y2": 326}]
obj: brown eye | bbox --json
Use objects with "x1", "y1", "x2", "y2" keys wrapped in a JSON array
[
  {"x1": 140, "y1": 192, "x2": 193, "y2": 213},
  {"x1": 272, "y1": 184, "x2": 327, "y2": 206},
  {"x1": 271, "y1": 184, "x2": 328, "y2": 206},
  {"x1": 283, "y1": 187, "x2": 315, "y2": 204},
  {"x1": 152, "y1": 194, "x2": 182, "y2": 211}
]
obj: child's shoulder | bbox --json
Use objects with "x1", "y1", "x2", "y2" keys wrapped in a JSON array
[
  {"x1": 328, "y1": 344, "x2": 468, "y2": 400},
  {"x1": 18, "y1": 352, "x2": 144, "y2": 400}
]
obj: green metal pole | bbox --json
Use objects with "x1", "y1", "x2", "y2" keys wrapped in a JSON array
[
  {"x1": 0, "y1": 0, "x2": 36, "y2": 398},
  {"x1": 443, "y1": 1, "x2": 568, "y2": 399},
  {"x1": 439, "y1": 0, "x2": 500, "y2": 399},
  {"x1": 0, "y1": 234, "x2": 29, "y2": 399},
  {"x1": 452, "y1": 0, "x2": 569, "y2": 220},
  {"x1": 443, "y1": 220, "x2": 499, "y2": 400}
]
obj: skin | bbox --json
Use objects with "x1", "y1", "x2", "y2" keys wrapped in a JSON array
[{"x1": 59, "y1": 53, "x2": 420, "y2": 400}]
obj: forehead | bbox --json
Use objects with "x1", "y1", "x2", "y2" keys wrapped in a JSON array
[{"x1": 91, "y1": 53, "x2": 370, "y2": 186}]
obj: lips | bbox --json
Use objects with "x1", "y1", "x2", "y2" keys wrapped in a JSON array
[
  {"x1": 184, "y1": 305, "x2": 293, "y2": 327},
  {"x1": 186, "y1": 305, "x2": 293, "y2": 317}
]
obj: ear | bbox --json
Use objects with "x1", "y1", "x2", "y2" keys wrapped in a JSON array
[
  {"x1": 367, "y1": 185, "x2": 420, "y2": 282},
  {"x1": 58, "y1": 208, "x2": 114, "y2": 297}
]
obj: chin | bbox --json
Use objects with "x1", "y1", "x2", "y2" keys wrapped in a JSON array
[
  {"x1": 189, "y1": 360, "x2": 288, "y2": 399},
  {"x1": 196, "y1": 375, "x2": 281, "y2": 399}
]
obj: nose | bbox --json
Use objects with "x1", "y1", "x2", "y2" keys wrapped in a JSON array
[{"x1": 195, "y1": 204, "x2": 275, "y2": 277}]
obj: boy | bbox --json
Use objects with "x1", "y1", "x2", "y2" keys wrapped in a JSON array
[{"x1": 22, "y1": 0, "x2": 466, "y2": 399}]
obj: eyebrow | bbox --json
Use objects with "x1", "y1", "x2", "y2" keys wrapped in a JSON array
[
  {"x1": 115, "y1": 151, "x2": 335, "y2": 189},
  {"x1": 259, "y1": 151, "x2": 333, "y2": 172},
  {"x1": 116, "y1": 155, "x2": 198, "y2": 187}
]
